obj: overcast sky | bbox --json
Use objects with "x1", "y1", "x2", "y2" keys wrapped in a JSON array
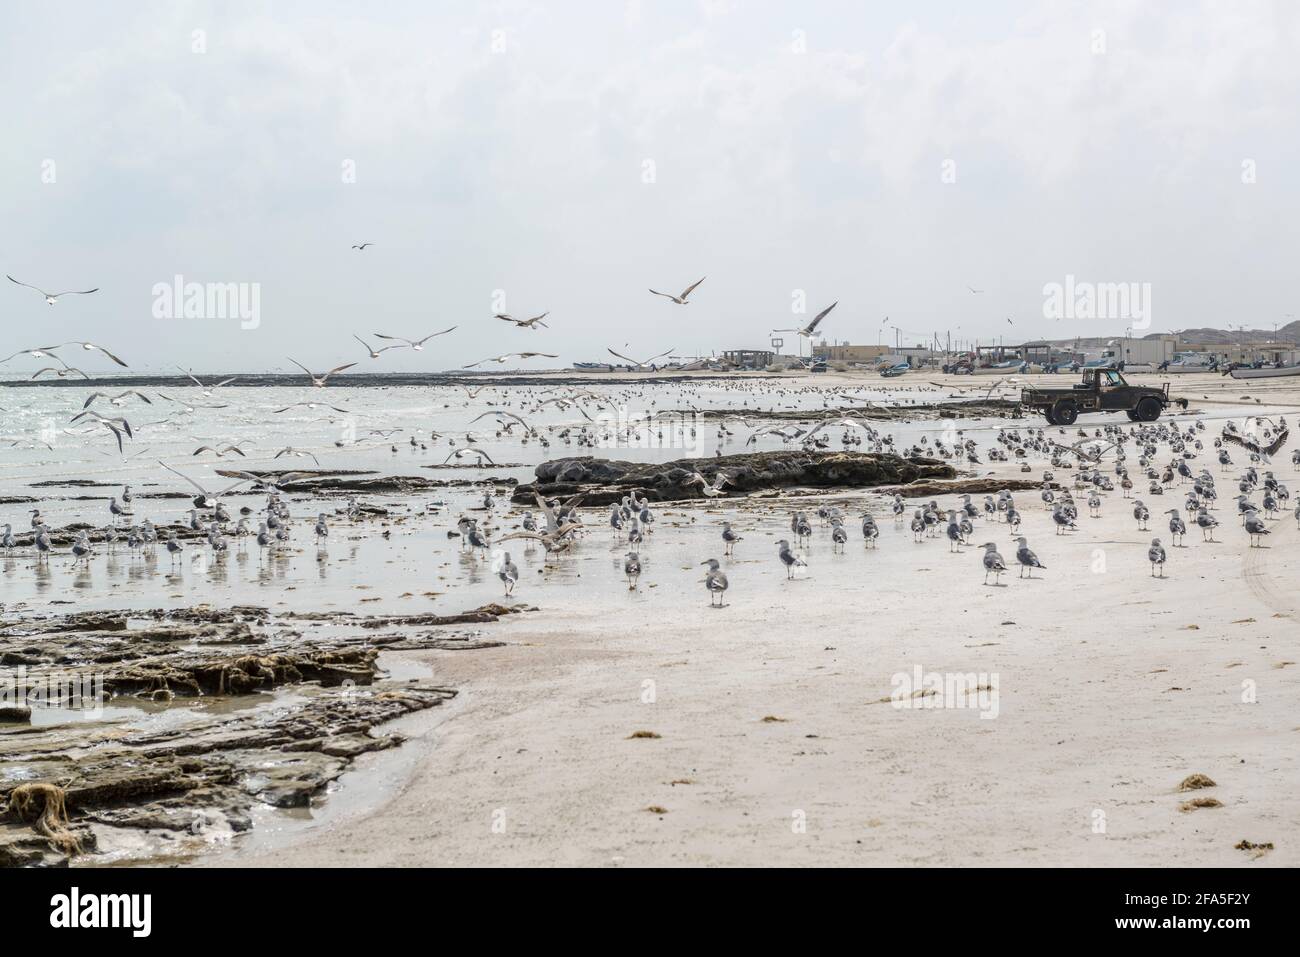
[{"x1": 3, "y1": 0, "x2": 1297, "y2": 372}]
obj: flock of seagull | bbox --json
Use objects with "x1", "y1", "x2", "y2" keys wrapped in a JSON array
[{"x1": 2, "y1": 267, "x2": 1297, "y2": 612}]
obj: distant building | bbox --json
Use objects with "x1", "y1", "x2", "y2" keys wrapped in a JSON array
[
  {"x1": 812, "y1": 344, "x2": 891, "y2": 364},
  {"x1": 721, "y1": 349, "x2": 774, "y2": 370}
]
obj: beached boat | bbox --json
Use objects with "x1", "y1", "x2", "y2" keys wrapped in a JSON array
[
  {"x1": 879, "y1": 363, "x2": 909, "y2": 377},
  {"x1": 972, "y1": 361, "x2": 1026, "y2": 375},
  {"x1": 1229, "y1": 365, "x2": 1300, "y2": 379}
]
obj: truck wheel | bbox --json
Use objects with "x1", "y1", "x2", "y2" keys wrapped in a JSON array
[
  {"x1": 1136, "y1": 397, "x2": 1161, "y2": 422},
  {"x1": 1125, "y1": 410, "x2": 1140, "y2": 421},
  {"x1": 1043, "y1": 408, "x2": 1057, "y2": 425},
  {"x1": 1051, "y1": 400, "x2": 1078, "y2": 425}
]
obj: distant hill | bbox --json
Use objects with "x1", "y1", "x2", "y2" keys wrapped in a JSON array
[{"x1": 1141, "y1": 320, "x2": 1300, "y2": 345}]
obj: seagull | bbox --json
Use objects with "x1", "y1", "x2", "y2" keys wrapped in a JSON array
[
  {"x1": 6, "y1": 274, "x2": 99, "y2": 304},
  {"x1": 178, "y1": 369, "x2": 238, "y2": 394},
  {"x1": 35, "y1": 341, "x2": 127, "y2": 366},
  {"x1": 967, "y1": 285, "x2": 983, "y2": 294},
  {"x1": 463, "y1": 352, "x2": 558, "y2": 368},
  {"x1": 274, "y1": 446, "x2": 322, "y2": 466},
  {"x1": 69, "y1": 410, "x2": 133, "y2": 451},
  {"x1": 495, "y1": 312, "x2": 550, "y2": 329},
  {"x1": 158, "y1": 461, "x2": 252, "y2": 508},
  {"x1": 497, "y1": 552, "x2": 519, "y2": 596},
  {"x1": 606, "y1": 347, "x2": 675, "y2": 369},
  {"x1": 648, "y1": 276, "x2": 705, "y2": 304},
  {"x1": 444, "y1": 447, "x2": 496, "y2": 465},
  {"x1": 623, "y1": 552, "x2": 641, "y2": 589},
  {"x1": 1015, "y1": 537, "x2": 1045, "y2": 578},
  {"x1": 273, "y1": 401, "x2": 351, "y2": 415},
  {"x1": 774, "y1": 301, "x2": 837, "y2": 339},
  {"x1": 1148, "y1": 537, "x2": 1167, "y2": 577},
  {"x1": 351, "y1": 243, "x2": 375, "y2": 250},
  {"x1": 701, "y1": 558, "x2": 729, "y2": 606},
  {"x1": 982, "y1": 542, "x2": 1007, "y2": 584},
  {"x1": 353, "y1": 334, "x2": 397, "y2": 358},
  {"x1": 286, "y1": 357, "x2": 356, "y2": 387},
  {"x1": 192, "y1": 443, "x2": 249, "y2": 458},
  {"x1": 30, "y1": 355, "x2": 89, "y2": 379},
  {"x1": 373, "y1": 327, "x2": 457, "y2": 351},
  {"x1": 722, "y1": 522, "x2": 742, "y2": 555},
  {"x1": 82, "y1": 390, "x2": 152, "y2": 409},
  {"x1": 777, "y1": 539, "x2": 807, "y2": 579}
]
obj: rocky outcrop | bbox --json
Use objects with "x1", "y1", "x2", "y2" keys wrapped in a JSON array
[{"x1": 512, "y1": 450, "x2": 956, "y2": 505}]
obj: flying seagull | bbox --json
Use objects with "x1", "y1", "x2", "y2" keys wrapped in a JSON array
[
  {"x1": 6, "y1": 275, "x2": 99, "y2": 304},
  {"x1": 648, "y1": 277, "x2": 705, "y2": 304},
  {"x1": 353, "y1": 334, "x2": 398, "y2": 358},
  {"x1": 83, "y1": 390, "x2": 152, "y2": 409},
  {"x1": 286, "y1": 358, "x2": 356, "y2": 387},
  {"x1": 463, "y1": 352, "x2": 558, "y2": 368},
  {"x1": 775, "y1": 301, "x2": 837, "y2": 339},
  {"x1": 36, "y1": 341, "x2": 128, "y2": 367},
  {"x1": 495, "y1": 312, "x2": 550, "y2": 329},
  {"x1": 606, "y1": 347, "x2": 675, "y2": 369},
  {"x1": 31, "y1": 357, "x2": 90, "y2": 379},
  {"x1": 372, "y1": 327, "x2": 457, "y2": 350},
  {"x1": 351, "y1": 243, "x2": 375, "y2": 250},
  {"x1": 178, "y1": 368, "x2": 238, "y2": 394}
]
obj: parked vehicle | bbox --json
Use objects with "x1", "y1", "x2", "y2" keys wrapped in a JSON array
[{"x1": 1020, "y1": 368, "x2": 1187, "y2": 424}]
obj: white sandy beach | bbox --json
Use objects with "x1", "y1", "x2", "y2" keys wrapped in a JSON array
[{"x1": 216, "y1": 373, "x2": 1300, "y2": 868}]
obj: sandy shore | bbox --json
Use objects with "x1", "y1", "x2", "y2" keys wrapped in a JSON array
[{"x1": 216, "y1": 390, "x2": 1300, "y2": 866}]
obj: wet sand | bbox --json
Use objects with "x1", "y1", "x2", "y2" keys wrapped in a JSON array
[{"x1": 213, "y1": 376, "x2": 1300, "y2": 866}]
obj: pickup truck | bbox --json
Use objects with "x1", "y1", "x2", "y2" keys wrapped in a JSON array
[{"x1": 1020, "y1": 368, "x2": 1187, "y2": 425}]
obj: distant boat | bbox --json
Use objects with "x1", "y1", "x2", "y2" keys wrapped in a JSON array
[
  {"x1": 1229, "y1": 365, "x2": 1300, "y2": 379},
  {"x1": 879, "y1": 363, "x2": 909, "y2": 377},
  {"x1": 573, "y1": 361, "x2": 613, "y2": 371},
  {"x1": 972, "y1": 360, "x2": 1025, "y2": 375}
]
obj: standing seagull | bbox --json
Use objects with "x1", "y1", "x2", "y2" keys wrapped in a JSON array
[
  {"x1": 623, "y1": 552, "x2": 642, "y2": 590},
  {"x1": 497, "y1": 552, "x2": 519, "y2": 596},
  {"x1": 701, "y1": 558, "x2": 729, "y2": 606},
  {"x1": 648, "y1": 277, "x2": 705, "y2": 304},
  {"x1": 1015, "y1": 537, "x2": 1045, "y2": 578},
  {"x1": 982, "y1": 542, "x2": 1007, "y2": 584},
  {"x1": 777, "y1": 539, "x2": 807, "y2": 579},
  {"x1": 1148, "y1": 537, "x2": 1167, "y2": 577},
  {"x1": 6, "y1": 275, "x2": 99, "y2": 304},
  {"x1": 1165, "y1": 509, "x2": 1186, "y2": 546},
  {"x1": 721, "y1": 522, "x2": 742, "y2": 555}
]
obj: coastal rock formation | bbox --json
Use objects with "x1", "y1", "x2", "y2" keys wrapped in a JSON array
[
  {"x1": 0, "y1": 602, "x2": 530, "y2": 866},
  {"x1": 512, "y1": 450, "x2": 956, "y2": 505}
]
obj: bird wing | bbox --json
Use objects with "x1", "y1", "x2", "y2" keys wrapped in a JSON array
[
  {"x1": 680, "y1": 276, "x2": 706, "y2": 299},
  {"x1": 159, "y1": 460, "x2": 212, "y2": 497},
  {"x1": 805, "y1": 301, "x2": 837, "y2": 333},
  {"x1": 6, "y1": 275, "x2": 50, "y2": 296},
  {"x1": 286, "y1": 357, "x2": 316, "y2": 379},
  {"x1": 324, "y1": 363, "x2": 357, "y2": 378},
  {"x1": 90, "y1": 343, "x2": 128, "y2": 367},
  {"x1": 648, "y1": 289, "x2": 675, "y2": 300},
  {"x1": 606, "y1": 348, "x2": 641, "y2": 365},
  {"x1": 372, "y1": 334, "x2": 413, "y2": 346},
  {"x1": 414, "y1": 326, "x2": 458, "y2": 345}
]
